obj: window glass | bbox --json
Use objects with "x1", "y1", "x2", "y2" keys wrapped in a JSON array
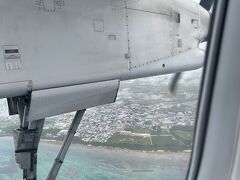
[
  {"x1": 0, "y1": 0, "x2": 209, "y2": 179},
  {"x1": 0, "y1": 69, "x2": 203, "y2": 179}
]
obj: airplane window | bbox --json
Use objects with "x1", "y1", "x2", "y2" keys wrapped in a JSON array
[
  {"x1": 0, "y1": 74, "x2": 204, "y2": 180},
  {"x1": 0, "y1": 71, "x2": 203, "y2": 180},
  {"x1": 0, "y1": 0, "x2": 211, "y2": 179}
]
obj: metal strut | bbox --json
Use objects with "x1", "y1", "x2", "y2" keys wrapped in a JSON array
[
  {"x1": 12, "y1": 96, "x2": 45, "y2": 180},
  {"x1": 10, "y1": 95, "x2": 86, "y2": 180},
  {"x1": 47, "y1": 109, "x2": 86, "y2": 180}
]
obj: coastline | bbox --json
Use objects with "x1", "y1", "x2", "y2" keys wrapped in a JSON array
[
  {"x1": 40, "y1": 138, "x2": 191, "y2": 157},
  {"x1": 1, "y1": 136, "x2": 191, "y2": 156}
]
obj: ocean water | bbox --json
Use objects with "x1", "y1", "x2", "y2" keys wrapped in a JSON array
[{"x1": 0, "y1": 137, "x2": 189, "y2": 180}]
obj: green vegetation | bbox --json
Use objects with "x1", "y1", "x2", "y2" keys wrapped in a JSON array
[
  {"x1": 101, "y1": 133, "x2": 153, "y2": 150},
  {"x1": 95, "y1": 126, "x2": 194, "y2": 151},
  {"x1": 173, "y1": 130, "x2": 193, "y2": 141},
  {"x1": 107, "y1": 133, "x2": 151, "y2": 146},
  {"x1": 151, "y1": 135, "x2": 186, "y2": 151},
  {"x1": 38, "y1": 126, "x2": 195, "y2": 152},
  {"x1": 100, "y1": 130, "x2": 188, "y2": 151},
  {"x1": 132, "y1": 128, "x2": 150, "y2": 134},
  {"x1": 170, "y1": 126, "x2": 194, "y2": 146}
]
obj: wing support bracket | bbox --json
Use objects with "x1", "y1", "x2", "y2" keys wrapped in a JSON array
[{"x1": 47, "y1": 110, "x2": 86, "y2": 180}]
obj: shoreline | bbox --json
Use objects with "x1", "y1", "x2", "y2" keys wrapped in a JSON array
[
  {"x1": 0, "y1": 136, "x2": 191, "y2": 155},
  {"x1": 40, "y1": 138, "x2": 192, "y2": 155}
]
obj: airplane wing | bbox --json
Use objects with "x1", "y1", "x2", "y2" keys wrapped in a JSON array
[{"x1": 0, "y1": 0, "x2": 209, "y2": 97}]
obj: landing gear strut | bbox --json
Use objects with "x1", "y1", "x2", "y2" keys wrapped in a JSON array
[{"x1": 11, "y1": 96, "x2": 86, "y2": 180}]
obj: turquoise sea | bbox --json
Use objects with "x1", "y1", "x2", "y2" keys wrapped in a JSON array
[{"x1": 0, "y1": 137, "x2": 190, "y2": 180}]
